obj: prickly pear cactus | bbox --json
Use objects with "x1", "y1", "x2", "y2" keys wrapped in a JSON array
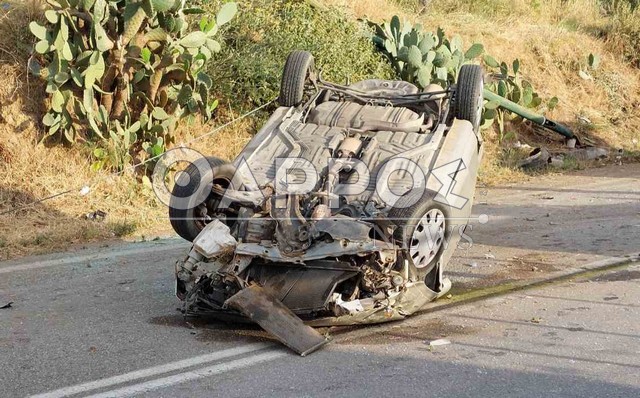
[
  {"x1": 368, "y1": 15, "x2": 558, "y2": 140},
  {"x1": 29, "y1": 0, "x2": 237, "y2": 170},
  {"x1": 369, "y1": 16, "x2": 484, "y2": 89}
]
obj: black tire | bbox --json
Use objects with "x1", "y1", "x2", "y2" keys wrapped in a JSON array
[
  {"x1": 387, "y1": 189, "x2": 449, "y2": 277},
  {"x1": 455, "y1": 64, "x2": 484, "y2": 132},
  {"x1": 169, "y1": 156, "x2": 235, "y2": 242},
  {"x1": 279, "y1": 50, "x2": 315, "y2": 107}
]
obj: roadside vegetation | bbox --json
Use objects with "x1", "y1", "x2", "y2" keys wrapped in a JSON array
[
  {"x1": 203, "y1": 0, "x2": 393, "y2": 110},
  {"x1": 1, "y1": 0, "x2": 639, "y2": 259}
]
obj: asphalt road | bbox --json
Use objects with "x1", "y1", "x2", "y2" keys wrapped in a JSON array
[
  {"x1": 448, "y1": 163, "x2": 640, "y2": 287},
  {"x1": 1, "y1": 163, "x2": 639, "y2": 397}
]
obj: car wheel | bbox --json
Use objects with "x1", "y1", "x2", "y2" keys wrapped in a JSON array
[
  {"x1": 279, "y1": 50, "x2": 315, "y2": 107},
  {"x1": 455, "y1": 64, "x2": 484, "y2": 132},
  {"x1": 388, "y1": 189, "x2": 449, "y2": 277},
  {"x1": 169, "y1": 156, "x2": 236, "y2": 242}
]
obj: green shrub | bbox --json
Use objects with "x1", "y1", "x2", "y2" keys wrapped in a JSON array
[
  {"x1": 29, "y1": 0, "x2": 236, "y2": 171},
  {"x1": 201, "y1": 0, "x2": 394, "y2": 110},
  {"x1": 109, "y1": 220, "x2": 137, "y2": 237}
]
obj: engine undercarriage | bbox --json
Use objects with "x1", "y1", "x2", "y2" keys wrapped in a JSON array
[{"x1": 170, "y1": 68, "x2": 482, "y2": 354}]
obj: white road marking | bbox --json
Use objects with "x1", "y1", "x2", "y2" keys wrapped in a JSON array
[
  {"x1": 29, "y1": 343, "x2": 271, "y2": 398},
  {"x1": 85, "y1": 351, "x2": 285, "y2": 398},
  {"x1": 0, "y1": 242, "x2": 188, "y2": 275}
]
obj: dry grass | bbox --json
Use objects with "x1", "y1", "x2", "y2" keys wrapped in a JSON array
[
  {"x1": 0, "y1": 106, "x2": 258, "y2": 260},
  {"x1": 1, "y1": 0, "x2": 639, "y2": 259},
  {"x1": 326, "y1": 0, "x2": 640, "y2": 184}
]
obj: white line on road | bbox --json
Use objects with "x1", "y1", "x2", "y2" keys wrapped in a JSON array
[
  {"x1": 0, "y1": 242, "x2": 188, "y2": 275},
  {"x1": 83, "y1": 351, "x2": 285, "y2": 398},
  {"x1": 29, "y1": 343, "x2": 272, "y2": 398}
]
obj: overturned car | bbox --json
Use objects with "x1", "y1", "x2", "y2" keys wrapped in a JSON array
[{"x1": 169, "y1": 51, "x2": 484, "y2": 355}]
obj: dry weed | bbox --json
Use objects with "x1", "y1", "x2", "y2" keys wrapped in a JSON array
[{"x1": 1, "y1": 0, "x2": 639, "y2": 259}]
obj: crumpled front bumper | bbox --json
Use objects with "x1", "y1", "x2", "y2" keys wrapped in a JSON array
[{"x1": 174, "y1": 219, "x2": 451, "y2": 354}]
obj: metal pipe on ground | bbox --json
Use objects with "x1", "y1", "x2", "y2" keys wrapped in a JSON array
[{"x1": 483, "y1": 89, "x2": 574, "y2": 139}]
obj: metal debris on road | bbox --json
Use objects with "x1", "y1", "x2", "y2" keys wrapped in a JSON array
[{"x1": 225, "y1": 284, "x2": 329, "y2": 356}]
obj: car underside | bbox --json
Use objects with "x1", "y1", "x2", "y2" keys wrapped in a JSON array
[{"x1": 169, "y1": 51, "x2": 484, "y2": 355}]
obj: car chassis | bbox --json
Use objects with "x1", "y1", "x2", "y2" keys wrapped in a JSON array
[{"x1": 170, "y1": 51, "x2": 484, "y2": 355}]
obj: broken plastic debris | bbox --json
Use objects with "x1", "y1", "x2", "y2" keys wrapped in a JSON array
[
  {"x1": 0, "y1": 302, "x2": 13, "y2": 309},
  {"x1": 79, "y1": 186, "x2": 91, "y2": 196},
  {"x1": 550, "y1": 156, "x2": 564, "y2": 167},
  {"x1": 518, "y1": 147, "x2": 550, "y2": 170},
  {"x1": 335, "y1": 295, "x2": 364, "y2": 313},
  {"x1": 569, "y1": 147, "x2": 609, "y2": 161},
  {"x1": 425, "y1": 338, "x2": 451, "y2": 347},
  {"x1": 484, "y1": 253, "x2": 496, "y2": 260},
  {"x1": 577, "y1": 115, "x2": 592, "y2": 124},
  {"x1": 513, "y1": 141, "x2": 534, "y2": 150},
  {"x1": 85, "y1": 210, "x2": 107, "y2": 221},
  {"x1": 193, "y1": 220, "x2": 237, "y2": 258}
]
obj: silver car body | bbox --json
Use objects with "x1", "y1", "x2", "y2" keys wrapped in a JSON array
[{"x1": 174, "y1": 77, "x2": 483, "y2": 333}]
